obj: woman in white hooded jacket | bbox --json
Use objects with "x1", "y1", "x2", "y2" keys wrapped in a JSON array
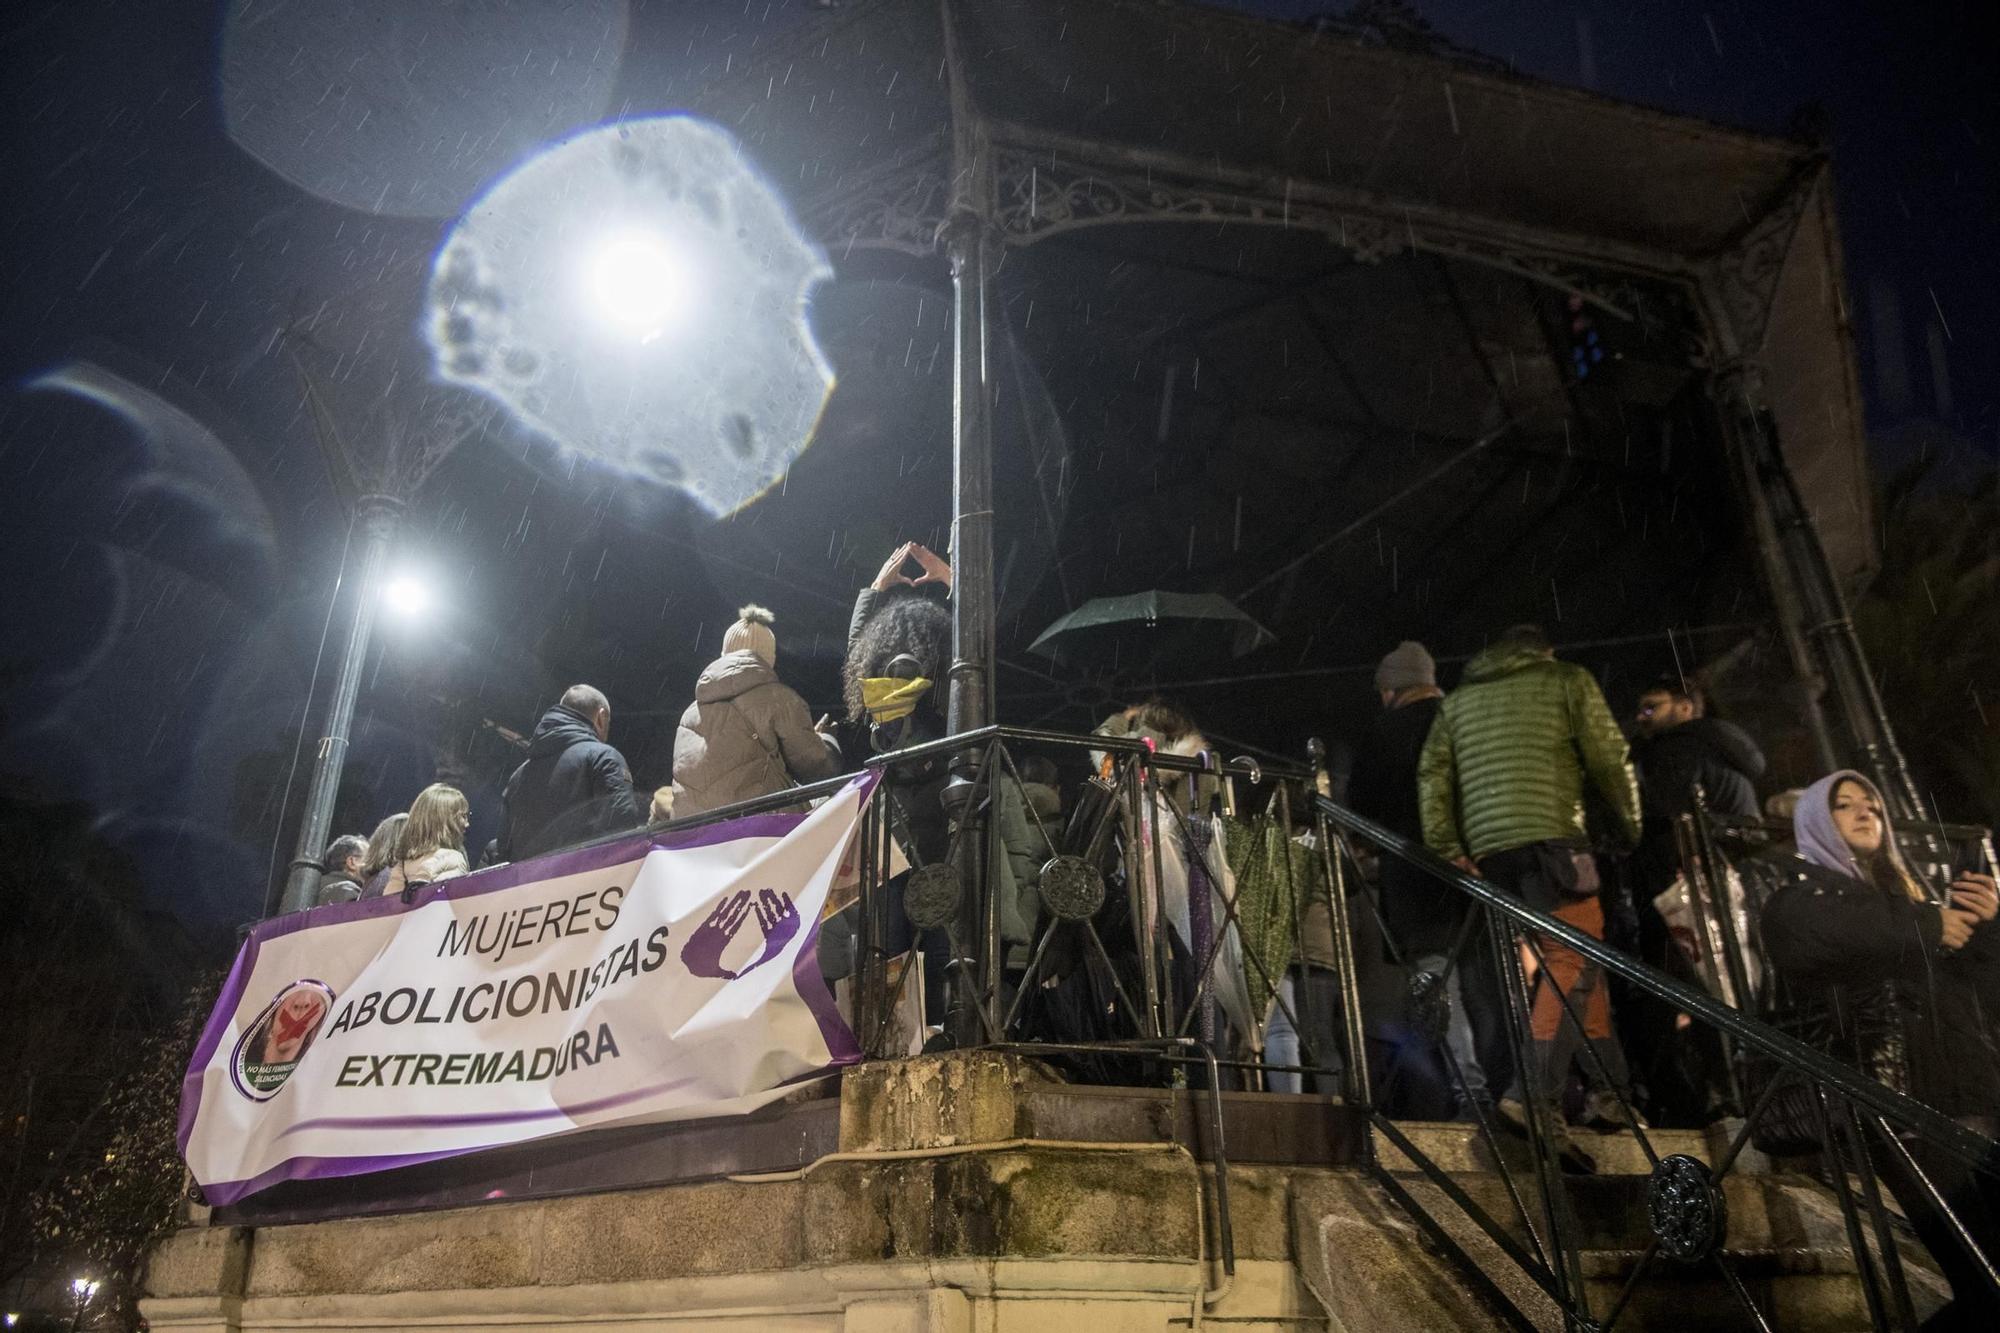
[{"x1": 671, "y1": 606, "x2": 842, "y2": 818}]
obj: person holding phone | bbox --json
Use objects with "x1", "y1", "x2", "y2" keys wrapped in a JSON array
[{"x1": 1760, "y1": 770, "x2": 2000, "y2": 1325}]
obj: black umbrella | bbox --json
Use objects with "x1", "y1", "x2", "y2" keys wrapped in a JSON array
[{"x1": 1027, "y1": 591, "x2": 1276, "y2": 672}]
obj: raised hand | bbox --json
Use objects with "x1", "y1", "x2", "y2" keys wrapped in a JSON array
[
  {"x1": 680, "y1": 889, "x2": 755, "y2": 979},
  {"x1": 907, "y1": 543, "x2": 953, "y2": 590},
  {"x1": 872, "y1": 542, "x2": 917, "y2": 592}
]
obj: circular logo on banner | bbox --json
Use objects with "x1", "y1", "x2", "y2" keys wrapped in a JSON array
[{"x1": 230, "y1": 980, "x2": 335, "y2": 1101}]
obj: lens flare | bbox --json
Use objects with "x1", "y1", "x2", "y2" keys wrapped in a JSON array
[
  {"x1": 586, "y1": 231, "x2": 689, "y2": 341},
  {"x1": 425, "y1": 116, "x2": 833, "y2": 515}
]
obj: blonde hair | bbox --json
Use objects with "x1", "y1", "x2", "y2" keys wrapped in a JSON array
[{"x1": 397, "y1": 784, "x2": 468, "y2": 862}]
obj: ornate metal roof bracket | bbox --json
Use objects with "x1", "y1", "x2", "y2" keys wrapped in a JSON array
[
  {"x1": 1701, "y1": 157, "x2": 1828, "y2": 361},
  {"x1": 799, "y1": 135, "x2": 952, "y2": 260},
  {"x1": 983, "y1": 125, "x2": 1661, "y2": 323}
]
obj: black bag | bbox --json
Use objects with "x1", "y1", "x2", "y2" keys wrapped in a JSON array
[
  {"x1": 1539, "y1": 841, "x2": 1603, "y2": 900},
  {"x1": 1746, "y1": 981, "x2": 1910, "y2": 1157}
]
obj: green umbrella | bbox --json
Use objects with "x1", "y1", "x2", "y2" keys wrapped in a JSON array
[{"x1": 1027, "y1": 591, "x2": 1276, "y2": 670}]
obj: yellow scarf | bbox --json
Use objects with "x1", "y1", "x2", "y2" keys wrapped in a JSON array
[{"x1": 862, "y1": 676, "x2": 933, "y2": 724}]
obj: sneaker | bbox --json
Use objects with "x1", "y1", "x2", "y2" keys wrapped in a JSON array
[
  {"x1": 1581, "y1": 1088, "x2": 1649, "y2": 1133},
  {"x1": 1452, "y1": 1092, "x2": 1497, "y2": 1126},
  {"x1": 1493, "y1": 1096, "x2": 1598, "y2": 1174}
]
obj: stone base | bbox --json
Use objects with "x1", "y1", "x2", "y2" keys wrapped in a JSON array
[
  {"x1": 146, "y1": 1055, "x2": 1362, "y2": 1331},
  {"x1": 184, "y1": 1054, "x2": 1928, "y2": 1331}
]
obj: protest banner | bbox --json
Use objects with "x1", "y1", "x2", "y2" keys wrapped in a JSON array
[{"x1": 179, "y1": 776, "x2": 870, "y2": 1204}]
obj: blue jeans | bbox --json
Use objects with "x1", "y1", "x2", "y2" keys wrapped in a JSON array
[{"x1": 1266, "y1": 968, "x2": 1345, "y2": 1094}]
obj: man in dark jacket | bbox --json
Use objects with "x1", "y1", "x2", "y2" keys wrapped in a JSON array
[
  {"x1": 1419, "y1": 625, "x2": 1644, "y2": 1157},
  {"x1": 496, "y1": 684, "x2": 644, "y2": 863},
  {"x1": 1622, "y1": 676, "x2": 1767, "y2": 1120},
  {"x1": 313, "y1": 835, "x2": 369, "y2": 906},
  {"x1": 1350, "y1": 641, "x2": 1507, "y2": 1117}
]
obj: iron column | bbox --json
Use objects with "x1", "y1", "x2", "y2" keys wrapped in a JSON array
[{"x1": 276, "y1": 494, "x2": 402, "y2": 915}]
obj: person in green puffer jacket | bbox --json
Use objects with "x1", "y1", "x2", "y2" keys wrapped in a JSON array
[
  {"x1": 1417, "y1": 631, "x2": 1641, "y2": 866},
  {"x1": 1417, "y1": 624, "x2": 1643, "y2": 1166}
]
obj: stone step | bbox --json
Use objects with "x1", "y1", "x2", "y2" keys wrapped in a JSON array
[
  {"x1": 1373, "y1": 1117, "x2": 1767, "y2": 1178},
  {"x1": 1385, "y1": 1163, "x2": 1955, "y2": 1331},
  {"x1": 1424, "y1": 1168, "x2": 1860, "y2": 1254}
]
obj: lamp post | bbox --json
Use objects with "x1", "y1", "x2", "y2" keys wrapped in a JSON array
[
  {"x1": 267, "y1": 326, "x2": 483, "y2": 917},
  {"x1": 68, "y1": 1277, "x2": 99, "y2": 1333},
  {"x1": 276, "y1": 493, "x2": 404, "y2": 914}
]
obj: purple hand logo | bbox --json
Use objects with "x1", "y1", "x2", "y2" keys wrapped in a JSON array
[{"x1": 680, "y1": 888, "x2": 801, "y2": 980}]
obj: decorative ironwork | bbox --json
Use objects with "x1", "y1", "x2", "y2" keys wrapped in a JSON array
[
  {"x1": 1706, "y1": 162, "x2": 1824, "y2": 356},
  {"x1": 990, "y1": 142, "x2": 1657, "y2": 324},
  {"x1": 992, "y1": 147, "x2": 1394, "y2": 261},
  {"x1": 1647, "y1": 1153, "x2": 1729, "y2": 1264},
  {"x1": 903, "y1": 862, "x2": 962, "y2": 930},
  {"x1": 1039, "y1": 854, "x2": 1106, "y2": 922},
  {"x1": 800, "y1": 142, "x2": 950, "y2": 259}
]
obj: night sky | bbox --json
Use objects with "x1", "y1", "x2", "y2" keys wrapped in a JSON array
[{"x1": 1, "y1": 0, "x2": 1993, "y2": 933}]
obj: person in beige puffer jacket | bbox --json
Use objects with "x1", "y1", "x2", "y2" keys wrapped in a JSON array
[{"x1": 671, "y1": 606, "x2": 842, "y2": 818}]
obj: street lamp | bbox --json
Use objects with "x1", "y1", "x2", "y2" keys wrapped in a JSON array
[
  {"x1": 585, "y1": 229, "x2": 690, "y2": 342},
  {"x1": 382, "y1": 572, "x2": 434, "y2": 619},
  {"x1": 424, "y1": 115, "x2": 833, "y2": 516},
  {"x1": 68, "y1": 1278, "x2": 99, "y2": 1333},
  {"x1": 270, "y1": 328, "x2": 486, "y2": 917}
]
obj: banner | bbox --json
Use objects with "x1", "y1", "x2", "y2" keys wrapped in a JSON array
[{"x1": 179, "y1": 776, "x2": 870, "y2": 1204}]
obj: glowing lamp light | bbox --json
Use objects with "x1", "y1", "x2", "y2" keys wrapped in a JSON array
[
  {"x1": 382, "y1": 574, "x2": 433, "y2": 618},
  {"x1": 587, "y1": 231, "x2": 688, "y2": 341},
  {"x1": 426, "y1": 116, "x2": 834, "y2": 515}
]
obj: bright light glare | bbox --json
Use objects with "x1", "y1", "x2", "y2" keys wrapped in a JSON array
[
  {"x1": 588, "y1": 231, "x2": 687, "y2": 339},
  {"x1": 426, "y1": 115, "x2": 835, "y2": 515},
  {"x1": 383, "y1": 575, "x2": 432, "y2": 618}
]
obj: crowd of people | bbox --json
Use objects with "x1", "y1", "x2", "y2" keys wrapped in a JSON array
[{"x1": 298, "y1": 546, "x2": 2000, "y2": 1312}]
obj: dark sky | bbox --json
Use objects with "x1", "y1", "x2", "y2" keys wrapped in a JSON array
[{"x1": 0, "y1": 0, "x2": 1992, "y2": 931}]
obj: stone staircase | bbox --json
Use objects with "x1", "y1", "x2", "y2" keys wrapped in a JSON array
[
  {"x1": 143, "y1": 1053, "x2": 1959, "y2": 1332},
  {"x1": 1357, "y1": 1119, "x2": 1952, "y2": 1331}
]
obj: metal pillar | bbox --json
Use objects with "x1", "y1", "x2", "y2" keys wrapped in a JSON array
[
  {"x1": 940, "y1": 0, "x2": 998, "y2": 1045},
  {"x1": 1758, "y1": 412, "x2": 1929, "y2": 820},
  {"x1": 1711, "y1": 366, "x2": 1842, "y2": 774},
  {"x1": 277, "y1": 494, "x2": 402, "y2": 915},
  {"x1": 1716, "y1": 364, "x2": 1927, "y2": 819}
]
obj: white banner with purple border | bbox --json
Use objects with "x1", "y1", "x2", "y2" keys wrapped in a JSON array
[{"x1": 179, "y1": 776, "x2": 870, "y2": 1204}]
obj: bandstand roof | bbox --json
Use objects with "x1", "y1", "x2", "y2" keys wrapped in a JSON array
[{"x1": 672, "y1": 0, "x2": 1869, "y2": 737}]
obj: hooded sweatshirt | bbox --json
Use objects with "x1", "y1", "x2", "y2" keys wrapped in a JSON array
[
  {"x1": 1417, "y1": 642, "x2": 1642, "y2": 863},
  {"x1": 671, "y1": 650, "x2": 841, "y2": 818},
  {"x1": 497, "y1": 704, "x2": 644, "y2": 863},
  {"x1": 1759, "y1": 770, "x2": 2000, "y2": 1116}
]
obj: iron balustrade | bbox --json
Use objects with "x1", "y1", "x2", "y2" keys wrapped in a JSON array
[{"x1": 296, "y1": 724, "x2": 2000, "y2": 1328}]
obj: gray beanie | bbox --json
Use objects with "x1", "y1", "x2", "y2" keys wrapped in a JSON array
[{"x1": 1374, "y1": 641, "x2": 1436, "y2": 693}]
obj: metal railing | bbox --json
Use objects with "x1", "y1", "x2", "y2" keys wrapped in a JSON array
[
  {"x1": 1311, "y1": 797, "x2": 2000, "y2": 1331},
  {"x1": 781, "y1": 724, "x2": 2000, "y2": 1330},
  {"x1": 337, "y1": 724, "x2": 2000, "y2": 1327}
]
